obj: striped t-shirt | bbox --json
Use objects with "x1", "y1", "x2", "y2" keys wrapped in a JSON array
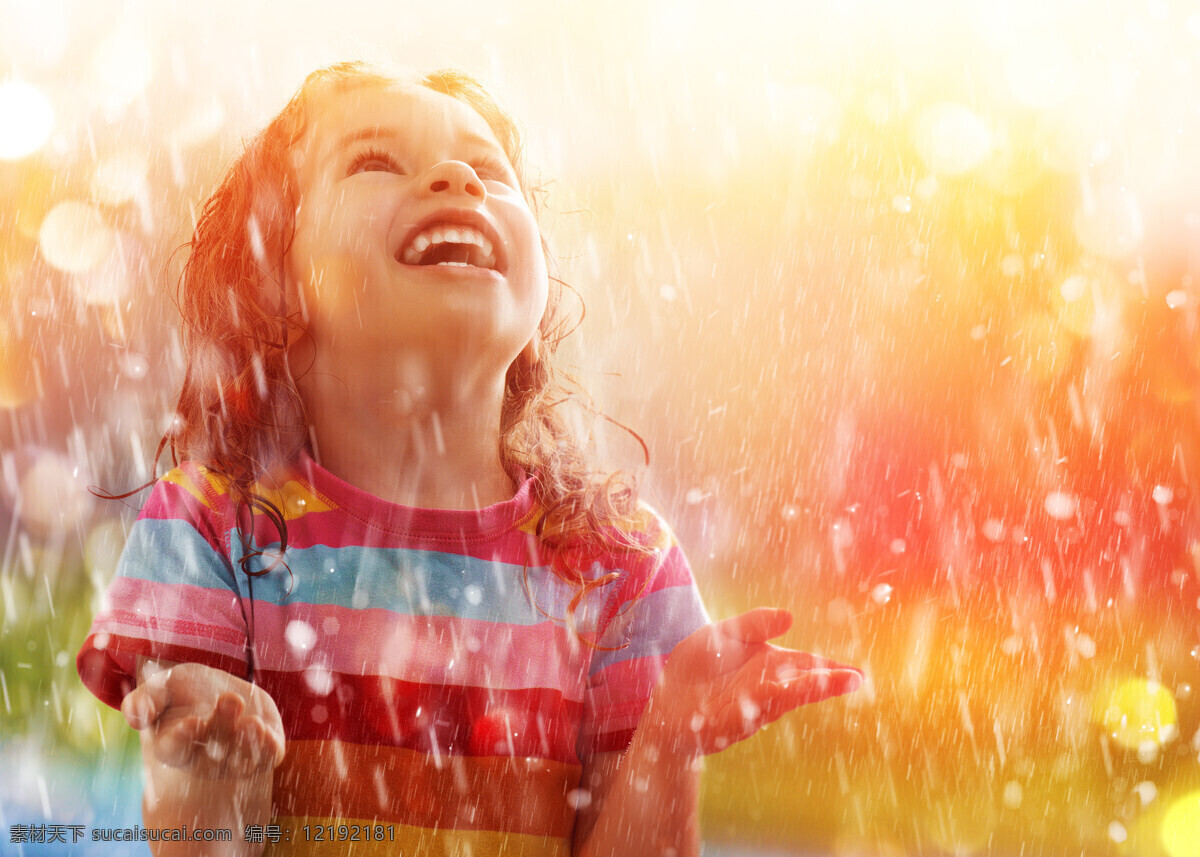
[{"x1": 77, "y1": 453, "x2": 709, "y2": 855}]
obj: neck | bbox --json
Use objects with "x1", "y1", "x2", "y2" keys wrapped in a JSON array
[{"x1": 295, "y1": 352, "x2": 515, "y2": 511}]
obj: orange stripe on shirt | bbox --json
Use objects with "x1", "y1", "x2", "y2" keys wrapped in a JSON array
[{"x1": 272, "y1": 740, "x2": 580, "y2": 839}]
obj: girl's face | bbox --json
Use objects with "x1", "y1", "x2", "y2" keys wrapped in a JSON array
[{"x1": 285, "y1": 82, "x2": 548, "y2": 384}]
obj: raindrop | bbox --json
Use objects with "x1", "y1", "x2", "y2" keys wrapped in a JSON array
[
  {"x1": 1166, "y1": 290, "x2": 1187, "y2": 309},
  {"x1": 119, "y1": 353, "x2": 149, "y2": 380},
  {"x1": 1044, "y1": 492, "x2": 1078, "y2": 520},
  {"x1": 1152, "y1": 485, "x2": 1174, "y2": 505},
  {"x1": 566, "y1": 789, "x2": 592, "y2": 810},
  {"x1": 1060, "y1": 275, "x2": 1089, "y2": 303},
  {"x1": 285, "y1": 620, "x2": 317, "y2": 652},
  {"x1": 1001, "y1": 781, "x2": 1022, "y2": 808},
  {"x1": 870, "y1": 583, "x2": 893, "y2": 605},
  {"x1": 304, "y1": 666, "x2": 334, "y2": 696},
  {"x1": 1075, "y1": 633, "x2": 1096, "y2": 659},
  {"x1": 1134, "y1": 781, "x2": 1157, "y2": 806},
  {"x1": 981, "y1": 519, "x2": 1005, "y2": 542}
]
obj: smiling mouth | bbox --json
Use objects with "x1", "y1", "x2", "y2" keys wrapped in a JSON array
[{"x1": 396, "y1": 223, "x2": 500, "y2": 272}]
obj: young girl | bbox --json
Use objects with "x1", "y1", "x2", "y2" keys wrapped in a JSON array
[{"x1": 77, "y1": 62, "x2": 863, "y2": 856}]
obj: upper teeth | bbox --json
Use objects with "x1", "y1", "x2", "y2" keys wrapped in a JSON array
[{"x1": 401, "y1": 224, "x2": 495, "y2": 267}]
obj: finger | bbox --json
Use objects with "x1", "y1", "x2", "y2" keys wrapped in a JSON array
[
  {"x1": 153, "y1": 715, "x2": 207, "y2": 766},
  {"x1": 235, "y1": 715, "x2": 287, "y2": 770},
  {"x1": 762, "y1": 646, "x2": 864, "y2": 682},
  {"x1": 715, "y1": 608, "x2": 793, "y2": 646},
  {"x1": 122, "y1": 662, "x2": 180, "y2": 724},
  {"x1": 760, "y1": 669, "x2": 864, "y2": 721},
  {"x1": 204, "y1": 693, "x2": 246, "y2": 742},
  {"x1": 122, "y1": 681, "x2": 171, "y2": 730}
]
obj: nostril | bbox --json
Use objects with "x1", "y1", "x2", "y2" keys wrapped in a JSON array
[
  {"x1": 467, "y1": 181, "x2": 484, "y2": 199},
  {"x1": 430, "y1": 180, "x2": 450, "y2": 192}
]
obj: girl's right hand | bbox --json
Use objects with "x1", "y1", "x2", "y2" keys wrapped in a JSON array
[{"x1": 121, "y1": 661, "x2": 286, "y2": 781}]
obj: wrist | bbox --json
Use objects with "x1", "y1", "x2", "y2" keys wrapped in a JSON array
[{"x1": 632, "y1": 696, "x2": 702, "y2": 763}]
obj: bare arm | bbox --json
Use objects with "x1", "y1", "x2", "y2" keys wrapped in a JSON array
[
  {"x1": 572, "y1": 743, "x2": 701, "y2": 857},
  {"x1": 124, "y1": 658, "x2": 285, "y2": 857}
]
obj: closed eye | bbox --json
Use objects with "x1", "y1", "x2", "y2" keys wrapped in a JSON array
[
  {"x1": 472, "y1": 155, "x2": 518, "y2": 187},
  {"x1": 348, "y1": 146, "x2": 404, "y2": 175}
]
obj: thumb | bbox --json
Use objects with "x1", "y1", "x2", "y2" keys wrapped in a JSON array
[
  {"x1": 717, "y1": 608, "x2": 793, "y2": 645},
  {"x1": 122, "y1": 679, "x2": 172, "y2": 730}
]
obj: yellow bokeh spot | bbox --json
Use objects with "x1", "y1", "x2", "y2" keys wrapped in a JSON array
[
  {"x1": 1091, "y1": 677, "x2": 1178, "y2": 750},
  {"x1": 0, "y1": 80, "x2": 53, "y2": 160},
  {"x1": 1162, "y1": 791, "x2": 1200, "y2": 857}
]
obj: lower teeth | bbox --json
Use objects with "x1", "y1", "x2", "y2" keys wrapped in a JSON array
[{"x1": 436, "y1": 261, "x2": 471, "y2": 267}]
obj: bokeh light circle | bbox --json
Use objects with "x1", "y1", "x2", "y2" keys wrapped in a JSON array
[
  {"x1": 91, "y1": 152, "x2": 148, "y2": 206},
  {"x1": 913, "y1": 103, "x2": 992, "y2": 176},
  {"x1": 17, "y1": 450, "x2": 95, "y2": 538},
  {"x1": 1091, "y1": 677, "x2": 1178, "y2": 750},
  {"x1": 38, "y1": 201, "x2": 117, "y2": 273},
  {"x1": 0, "y1": 81, "x2": 54, "y2": 160}
]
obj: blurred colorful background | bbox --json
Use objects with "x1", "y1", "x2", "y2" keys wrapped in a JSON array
[{"x1": 2, "y1": 0, "x2": 1199, "y2": 854}]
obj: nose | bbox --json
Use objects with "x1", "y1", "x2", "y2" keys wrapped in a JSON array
[{"x1": 421, "y1": 161, "x2": 486, "y2": 202}]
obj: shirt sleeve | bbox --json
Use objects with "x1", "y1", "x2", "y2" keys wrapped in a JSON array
[
  {"x1": 577, "y1": 509, "x2": 710, "y2": 756},
  {"x1": 76, "y1": 463, "x2": 253, "y2": 710}
]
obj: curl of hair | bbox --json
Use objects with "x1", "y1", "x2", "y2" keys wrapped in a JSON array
[{"x1": 157, "y1": 61, "x2": 657, "y2": 625}]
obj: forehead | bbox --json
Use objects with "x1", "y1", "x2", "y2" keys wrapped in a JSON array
[{"x1": 293, "y1": 82, "x2": 505, "y2": 169}]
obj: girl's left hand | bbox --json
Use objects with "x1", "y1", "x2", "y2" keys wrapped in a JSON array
[{"x1": 640, "y1": 608, "x2": 863, "y2": 757}]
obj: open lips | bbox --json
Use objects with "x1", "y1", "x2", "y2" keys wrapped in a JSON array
[{"x1": 396, "y1": 213, "x2": 504, "y2": 273}]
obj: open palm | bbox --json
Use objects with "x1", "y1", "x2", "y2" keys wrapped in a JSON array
[
  {"x1": 122, "y1": 661, "x2": 286, "y2": 780},
  {"x1": 644, "y1": 608, "x2": 863, "y2": 756}
]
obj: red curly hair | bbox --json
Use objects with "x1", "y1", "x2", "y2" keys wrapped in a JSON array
[{"x1": 161, "y1": 61, "x2": 656, "y2": 618}]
